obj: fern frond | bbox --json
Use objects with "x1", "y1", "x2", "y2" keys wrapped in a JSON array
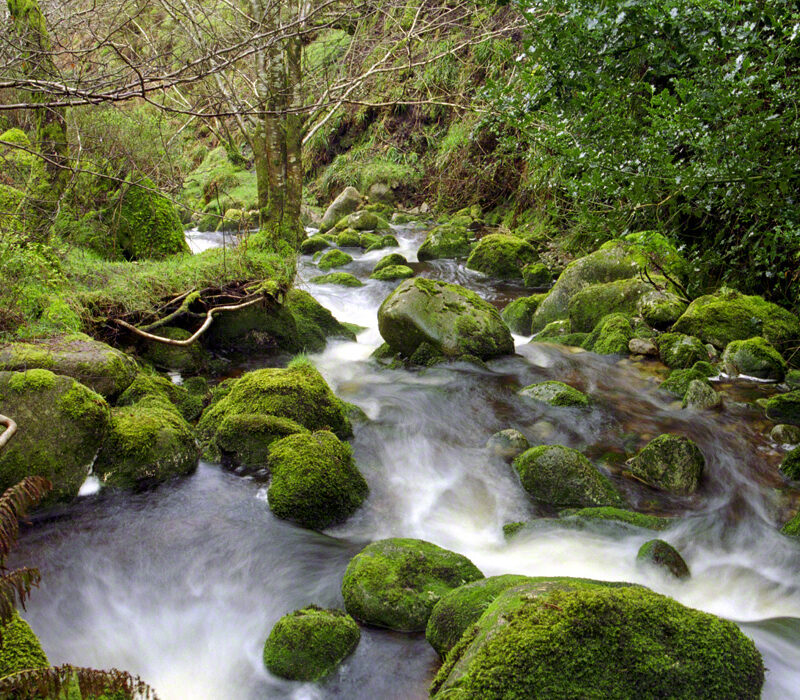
[
  {"x1": 0, "y1": 567, "x2": 41, "y2": 624},
  {"x1": 0, "y1": 664, "x2": 159, "y2": 699},
  {"x1": 0, "y1": 476, "x2": 52, "y2": 561}
]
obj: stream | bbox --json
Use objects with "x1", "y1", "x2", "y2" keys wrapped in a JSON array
[{"x1": 14, "y1": 224, "x2": 800, "y2": 699}]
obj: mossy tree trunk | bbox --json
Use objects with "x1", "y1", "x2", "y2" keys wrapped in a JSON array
[{"x1": 7, "y1": 0, "x2": 69, "y2": 242}]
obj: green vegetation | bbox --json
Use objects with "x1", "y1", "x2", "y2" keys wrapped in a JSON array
[
  {"x1": 0, "y1": 612, "x2": 49, "y2": 677},
  {"x1": 637, "y1": 539, "x2": 691, "y2": 580},
  {"x1": 628, "y1": 434, "x2": 705, "y2": 496},
  {"x1": 518, "y1": 381, "x2": 589, "y2": 408}
]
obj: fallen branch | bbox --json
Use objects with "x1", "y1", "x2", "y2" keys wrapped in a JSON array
[
  {"x1": 0, "y1": 415, "x2": 17, "y2": 452},
  {"x1": 116, "y1": 295, "x2": 266, "y2": 346}
]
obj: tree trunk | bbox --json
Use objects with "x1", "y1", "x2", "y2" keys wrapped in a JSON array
[{"x1": 284, "y1": 31, "x2": 304, "y2": 248}]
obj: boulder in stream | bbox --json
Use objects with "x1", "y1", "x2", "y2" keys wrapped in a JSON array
[
  {"x1": 764, "y1": 391, "x2": 800, "y2": 426},
  {"x1": 267, "y1": 430, "x2": 368, "y2": 530},
  {"x1": 772, "y1": 424, "x2": 800, "y2": 446},
  {"x1": 722, "y1": 336, "x2": 786, "y2": 381},
  {"x1": 0, "y1": 370, "x2": 110, "y2": 503},
  {"x1": 519, "y1": 380, "x2": 590, "y2": 408},
  {"x1": 430, "y1": 584, "x2": 764, "y2": 699},
  {"x1": 636, "y1": 538, "x2": 690, "y2": 579},
  {"x1": 341, "y1": 538, "x2": 483, "y2": 632},
  {"x1": 300, "y1": 235, "x2": 330, "y2": 255},
  {"x1": 659, "y1": 368, "x2": 711, "y2": 399},
  {"x1": 370, "y1": 264, "x2": 414, "y2": 281},
  {"x1": 582, "y1": 313, "x2": 633, "y2": 355},
  {"x1": 637, "y1": 289, "x2": 688, "y2": 329},
  {"x1": 501, "y1": 294, "x2": 546, "y2": 335},
  {"x1": 263, "y1": 606, "x2": 360, "y2": 681},
  {"x1": 567, "y1": 277, "x2": 654, "y2": 333},
  {"x1": 682, "y1": 379, "x2": 721, "y2": 410},
  {"x1": 627, "y1": 434, "x2": 704, "y2": 495},
  {"x1": 657, "y1": 333, "x2": 709, "y2": 369},
  {"x1": 486, "y1": 429, "x2": 529, "y2": 460},
  {"x1": 779, "y1": 447, "x2": 800, "y2": 480},
  {"x1": 141, "y1": 326, "x2": 210, "y2": 374},
  {"x1": 417, "y1": 223, "x2": 472, "y2": 261},
  {"x1": 377, "y1": 278, "x2": 514, "y2": 361},
  {"x1": 372, "y1": 253, "x2": 407, "y2": 274},
  {"x1": 513, "y1": 445, "x2": 624, "y2": 508},
  {"x1": 320, "y1": 186, "x2": 362, "y2": 231},
  {"x1": 465, "y1": 234, "x2": 538, "y2": 280},
  {"x1": 310, "y1": 272, "x2": 364, "y2": 287},
  {"x1": 317, "y1": 249, "x2": 353, "y2": 271}
]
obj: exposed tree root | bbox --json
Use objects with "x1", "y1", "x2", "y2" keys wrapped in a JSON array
[{"x1": 0, "y1": 415, "x2": 17, "y2": 452}]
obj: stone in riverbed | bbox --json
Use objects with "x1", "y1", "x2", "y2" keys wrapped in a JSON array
[
  {"x1": 377, "y1": 278, "x2": 514, "y2": 361},
  {"x1": 341, "y1": 538, "x2": 483, "y2": 632},
  {"x1": 772, "y1": 424, "x2": 800, "y2": 445},
  {"x1": 629, "y1": 337, "x2": 659, "y2": 356},
  {"x1": 568, "y1": 277, "x2": 653, "y2": 333},
  {"x1": 300, "y1": 235, "x2": 330, "y2": 254},
  {"x1": 370, "y1": 264, "x2": 414, "y2": 281},
  {"x1": 320, "y1": 186, "x2": 362, "y2": 231},
  {"x1": 659, "y1": 369, "x2": 710, "y2": 398},
  {"x1": 764, "y1": 391, "x2": 800, "y2": 426},
  {"x1": 779, "y1": 447, "x2": 800, "y2": 481},
  {"x1": 682, "y1": 379, "x2": 720, "y2": 410},
  {"x1": 636, "y1": 539, "x2": 690, "y2": 579},
  {"x1": 486, "y1": 429, "x2": 529, "y2": 460},
  {"x1": 582, "y1": 313, "x2": 633, "y2": 355},
  {"x1": 501, "y1": 294, "x2": 546, "y2": 335},
  {"x1": 317, "y1": 249, "x2": 353, "y2": 271},
  {"x1": 417, "y1": 223, "x2": 472, "y2": 261},
  {"x1": 519, "y1": 381, "x2": 589, "y2": 407},
  {"x1": 310, "y1": 272, "x2": 364, "y2": 287},
  {"x1": 372, "y1": 253, "x2": 407, "y2": 274},
  {"x1": 627, "y1": 434, "x2": 704, "y2": 495},
  {"x1": 657, "y1": 333, "x2": 708, "y2": 369},
  {"x1": 722, "y1": 336, "x2": 786, "y2": 381},
  {"x1": 465, "y1": 234, "x2": 538, "y2": 280}
]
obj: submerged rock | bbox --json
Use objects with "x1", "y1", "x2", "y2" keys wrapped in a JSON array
[
  {"x1": 513, "y1": 445, "x2": 624, "y2": 508},
  {"x1": 263, "y1": 606, "x2": 360, "y2": 681},
  {"x1": 417, "y1": 223, "x2": 472, "y2": 261},
  {"x1": 486, "y1": 429, "x2": 529, "y2": 460},
  {"x1": 341, "y1": 538, "x2": 483, "y2": 632},
  {"x1": 637, "y1": 539, "x2": 690, "y2": 579},
  {"x1": 0, "y1": 370, "x2": 110, "y2": 503},
  {"x1": 377, "y1": 278, "x2": 514, "y2": 361},
  {"x1": 627, "y1": 434, "x2": 705, "y2": 495},
  {"x1": 722, "y1": 336, "x2": 786, "y2": 381},
  {"x1": 267, "y1": 430, "x2": 368, "y2": 530},
  {"x1": 501, "y1": 294, "x2": 546, "y2": 335},
  {"x1": 0, "y1": 334, "x2": 138, "y2": 400},
  {"x1": 465, "y1": 234, "x2": 538, "y2": 280},
  {"x1": 519, "y1": 380, "x2": 589, "y2": 407},
  {"x1": 430, "y1": 584, "x2": 763, "y2": 699}
]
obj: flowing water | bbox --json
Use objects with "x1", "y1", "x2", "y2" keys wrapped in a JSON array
[{"x1": 14, "y1": 225, "x2": 800, "y2": 699}]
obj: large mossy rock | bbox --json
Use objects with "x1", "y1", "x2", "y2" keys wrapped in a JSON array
[
  {"x1": 657, "y1": 332, "x2": 709, "y2": 369},
  {"x1": 627, "y1": 434, "x2": 704, "y2": 495},
  {"x1": 512, "y1": 445, "x2": 624, "y2": 507},
  {"x1": 722, "y1": 336, "x2": 786, "y2": 381},
  {"x1": 582, "y1": 313, "x2": 633, "y2": 355},
  {"x1": 341, "y1": 538, "x2": 483, "y2": 632},
  {"x1": 0, "y1": 370, "x2": 110, "y2": 503},
  {"x1": 198, "y1": 360, "x2": 352, "y2": 463},
  {"x1": 0, "y1": 335, "x2": 138, "y2": 400},
  {"x1": 0, "y1": 613, "x2": 49, "y2": 677},
  {"x1": 370, "y1": 264, "x2": 414, "y2": 281},
  {"x1": 567, "y1": 278, "x2": 654, "y2": 333},
  {"x1": 263, "y1": 606, "x2": 360, "y2": 681},
  {"x1": 300, "y1": 235, "x2": 330, "y2": 255},
  {"x1": 114, "y1": 176, "x2": 188, "y2": 260},
  {"x1": 431, "y1": 584, "x2": 764, "y2": 699},
  {"x1": 317, "y1": 249, "x2": 353, "y2": 271},
  {"x1": 372, "y1": 253, "x2": 407, "y2": 274},
  {"x1": 267, "y1": 430, "x2": 368, "y2": 530},
  {"x1": 765, "y1": 391, "x2": 800, "y2": 426},
  {"x1": 320, "y1": 186, "x2": 362, "y2": 231},
  {"x1": 465, "y1": 234, "x2": 538, "y2": 280},
  {"x1": 501, "y1": 294, "x2": 546, "y2": 335},
  {"x1": 207, "y1": 289, "x2": 354, "y2": 353},
  {"x1": 117, "y1": 372, "x2": 203, "y2": 422},
  {"x1": 531, "y1": 234, "x2": 687, "y2": 332},
  {"x1": 95, "y1": 392, "x2": 199, "y2": 490},
  {"x1": 672, "y1": 288, "x2": 800, "y2": 355},
  {"x1": 660, "y1": 368, "x2": 711, "y2": 398},
  {"x1": 417, "y1": 223, "x2": 472, "y2": 261},
  {"x1": 310, "y1": 272, "x2": 364, "y2": 287},
  {"x1": 377, "y1": 278, "x2": 514, "y2": 360},
  {"x1": 518, "y1": 381, "x2": 589, "y2": 408}
]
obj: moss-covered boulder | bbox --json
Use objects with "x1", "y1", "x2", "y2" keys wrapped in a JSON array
[
  {"x1": 370, "y1": 265, "x2": 414, "y2": 281},
  {"x1": 347, "y1": 210, "x2": 383, "y2": 231},
  {"x1": 0, "y1": 370, "x2": 110, "y2": 503},
  {"x1": 369, "y1": 233, "x2": 399, "y2": 251},
  {"x1": 627, "y1": 434, "x2": 704, "y2": 495},
  {"x1": 672, "y1": 288, "x2": 800, "y2": 355},
  {"x1": 198, "y1": 360, "x2": 352, "y2": 462},
  {"x1": 560, "y1": 506, "x2": 672, "y2": 531},
  {"x1": 300, "y1": 235, "x2": 330, "y2": 255},
  {"x1": 764, "y1": 391, "x2": 800, "y2": 426},
  {"x1": 320, "y1": 186, "x2": 362, "y2": 231},
  {"x1": 501, "y1": 294, "x2": 546, "y2": 335},
  {"x1": 114, "y1": 176, "x2": 188, "y2": 260},
  {"x1": 660, "y1": 368, "x2": 711, "y2": 398},
  {"x1": 465, "y1": 234, "x2": 538, "y2": 280},
  {"x1": 341, "y1": 538, "x2": 483, "y2": 632},
  {"x1": 638, "y1": 290, "x2": 688, "y2": 329},
  {"x1": 531, "y1": 320, "x2": 589, "y2": 348},
  {"x1": 583, "y1": 313, "x2": 633, "y2": 355},
  {"x1": 772, "y1": 424, "x2": 800, "y2": 445},
  {"x1": 141, "y1": 327, "x2": 209, "y2": 374},
  {"x1": 425, "y1": 575, "x2": 531, "y2": 657},
  {"x1": 0, "y1": 613, "x2": 49, "y2": 677},
  {"x1": 336, "y1": 229, "x2": 361, "y2": 247},
  {"x1": 417, "y1": 224, "x2": 472, "y2": 261},
  {"x1": 513, "y1": 445, "x2": 624, "y2": 507},
  {"x1": 372, "y1": 253, "x2": 407, "y2": 274},
  {"x1": 317, "y1": 249, "x2": 353, "y2": 271},
  {"x1": 263, "y1": 606, "x2": 360, "y2": 681},
  {"x1": 0, "y1": 335, "x2": 138, "y2": 400},
  {"x1": 779, "y1": 447, "x2": 800, "y2": 480},
  {"x1": 722, "y1": 337, "x2": 786, "y2": 381},
  {"x1": 657, "y1": 333, "x2": 708, "y2": 369},
  {"x1": 568, "y1": 278, "x2": 653, "y2": 333},
  {"x1": 310, "y1": 272, "x2": 364, "y2": 287},
  {"x1": 95, "y1": 391, "x2": 199, "y2": 490},
  {"x1": 682, "y1": 379, "x2": 721, "y2": 410},
  {"x1": 431, "y1": 584, "x2": 763, "y2": 699},
  {"x1": 267, "y1": 430, "x2": 367, "y2": 530},
  {"x1": 117, "y1": 372, "x2": 203, "y2": 421},
  {"x1": 518, "y1": 381, "x2": 589, "y2": 408},
  {"x1": 377, "y1": 278, "x2": 514, "y2": 361},
  {"x1": 781, "y1": 512, "x2": 800, "y2": 537},
  {"x1": 522, "y1": 262, "x2": 553, "y2": 288},
  {"x1": 486, "y1": 429, "x2": 529, "y2": 460},
  {"x1": 637, "y1": 539, "x2": 690, "y2": 579}
]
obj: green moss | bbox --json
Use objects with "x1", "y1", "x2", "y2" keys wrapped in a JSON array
[
  {"x1": 300, "y1": 235, "x2": 330, "y2": 254},
  {"x1": 466, "y1": 234, "x2": 538, "y2": 280},
  {"x1": 637, "y1": 539, "x2": 691, "y2": 579},
  {"x1": 583, "y1": 313, "x2": 633, "y2": 355},
  {"x1": 628, "y1": 434, "x2": 705, "y2": 495},
  {"x1": 560, "y1": 507, "x2": 672, "y2": 531},
  {"x1": 337, "y1": 229, "x2": 362, "y2": 247},
  {"x1": 513, "y1": 445, "x2": 624, "y2": 508},
  {"x1": 568, "y1": 278, "x2": 653, "y2": 333},
  {"x1": 764, "y1": 391, "x2": 800, "y2": 426},
  {"x1": 142, "y1": 326, "x2": 209, "y2": 374},
  {"x1": 285, "y1": 288, "x2": 356, "y2": 350},
  {"x1": 0, "y1": 613, "x2": 49, "y2": 677},
  {"x1": 660, "y1": 369, "x2": 709, "y2": 398},
  {"x1": 341, "y1": 538, "x2": 483, "y2": 632},
  {"x1": 8, "y1": 368, "x2": 55, "y2": 392},
  {"x1": 215, "y1": 413, "x2": 308, "y2": 468},
  {"x1": 372, "y1": 253, "x2": 407, "y2": 274},
  {"x1": 310, "y1": 272, "x2": 364, "y2": 287},
  {"x1": 317, "y1": 249, "x2": 353, "y2": 271},
  {"x1": 682, "y1": 379, "x2": 721, "y2": 410},
  {"x1": 370, "y1": 264, "x2": 414, "y2": 281},
  {"x1": 692, "y1": 360, "x2": 718, "y2": 378},
  {"x1": 518, "y1": 380, "x2": 589, "y2": 408},
  {"x1": 263, "y1": 606, "x2": 360, "y2": 681},
  {"x1": 432, "y1": 585, "x2": 763, "y2": 698},
  {"x1": 521, "y1": 262, "x2": 553, "y2": 288},
  {"x1": 722, "y1": 336, "x2": 786, "y2": 381},
  {"x1": 117, "y1": 372, "x2": 202, "y2": 421},
  {"x1": 417, "y1": 224, "x2": 472, "y2": 261},
  {"x1": 781, "y1": 511, "x2": 800, "y2": 537},
  {"x1": 501, "y1": 294, "x2": 546, "y2": 335},
  {"x1": 658, "y1": 333, "x2": 709, "y2": 369},
  {"x1": 267, "y1": 430, "x2": 367, "y2": 530},
  {"x1": 113, "y1": 175, "x2": 188, "y2": 260},
  {"x1": 638, "y1": 290, "x2": 688, "y2": 328},
  {"x1": 779, "y1": 447, "x2": 800, "y2": 480}
]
